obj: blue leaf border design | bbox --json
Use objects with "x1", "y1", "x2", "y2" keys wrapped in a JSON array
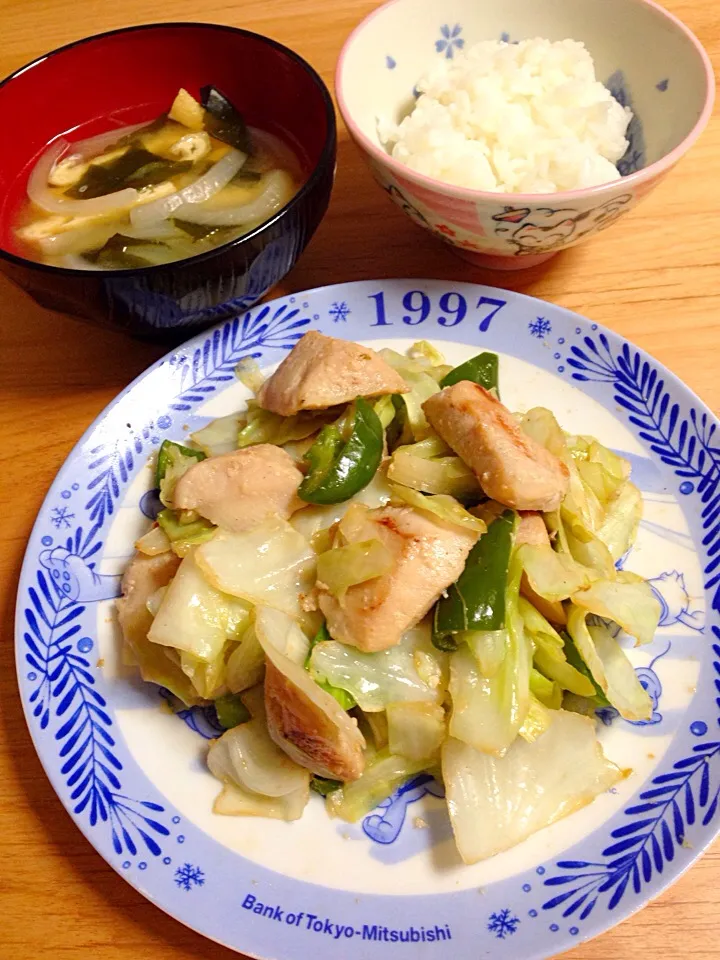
[
  {"x1": 539, "y1": 333, "x2": 720, "y2": 923},
  {"x1": 20, "y1": 301, "x2": 311, "y2": 860},
  {"x1": 15, "y1": 281, "x2": 720, "y2": 958}
]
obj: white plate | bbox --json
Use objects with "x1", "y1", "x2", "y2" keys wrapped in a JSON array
[{"x1": 17, "y1": 279, "x2": 719, "y2": 958}]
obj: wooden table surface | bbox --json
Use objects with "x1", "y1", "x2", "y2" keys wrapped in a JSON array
[{"x1": 1, "y1": 1, "x2": 718, "y2": 957}]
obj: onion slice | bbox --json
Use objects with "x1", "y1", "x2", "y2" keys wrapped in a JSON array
[
  {"x1": 130, "y1": 148, "x2": 246, "y2": 228},
  {"x1": 71, "y1": 120, "x2": 153, "y2": 160},
  {"x1": 171, "y1": 169, "x2": 293, "y2": 226},
  {"x1": 27, "y1": 140, "x2": 140, "y2": 216}
]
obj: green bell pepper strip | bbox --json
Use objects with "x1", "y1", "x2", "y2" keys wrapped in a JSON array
[
  {"x1": 562, "y1": 632, "x2": 611, "y2": 707},
  {"x1": 156, "y1": 508, "x2": 216, "y2": 545},
  {"x1": 440, "y1": 351, "x2": 499, "y2": 394},
  {"x1": 310, "y1": 775, "x2": 343, "y2": 796},
  {"x1": 305, "y1": 621, "x2": 332, "y2": 662},
  {"x1": 433, "y1": 510, "x2": 517, "y2": 651},
  {"x1": 298, "y1": 398, "x2": 384, "y2": 505},
  {"x1": 155, "y1": 440, "x2": 205, "y2": 486},
  {"x1": 214, "y1": 693, "x2": 251, "y2": 729},
  {"x1": 384, "y1": 394, "x2": 411, "y2": 452},
  {"x1": 305, "y1": 623, "x2": 357, "y2": 710}
]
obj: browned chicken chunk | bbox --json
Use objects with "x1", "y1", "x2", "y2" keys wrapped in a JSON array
[
  {"x1": 516, "y1": 511, "x2": 551, "y2": 547},
  {"x1": 423, "y1": 382, "x2": 569, "y2": 512},
  {"x1": 115, "y1": 550, "x2": 203, "y2": 703},
  {"x1": 174, "y1": 444, "x2": 303, "y2": 532},
  {"x1": 116, "y1": 551, "x2": 181, "y2": 647},
  {"x1": 256, "y1": 331, "x2": 409, "y2": 416},
  {"x1": 264, "y1": 660, "x2": 366, "y2": 781},
  {"x1": 318, "y1": 505, "x2": 478, "y2": 653}
]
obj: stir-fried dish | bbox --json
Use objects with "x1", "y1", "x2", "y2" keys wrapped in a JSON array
[
  {"x1": 15, "y1": 87, "x2": 302, "y2": 269},
  {"x1": 117, "y1": 333, "x2": 661, "y2": 864}
]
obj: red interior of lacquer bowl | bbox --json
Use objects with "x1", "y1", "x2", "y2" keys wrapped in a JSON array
[{"x1": 0, "y1": 23, "x2": 331, "y2": 257}]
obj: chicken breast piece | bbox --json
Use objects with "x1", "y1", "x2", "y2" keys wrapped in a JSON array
[
  {"x1": 256, "y1": 331, "x2": 409, "y2": 416},
  {"x1": 116, "y1": 550, "x2": 181, "y2": 648},
  {"x1": 318, "y1": 505, "x2": 478, "y2": 653},
  {"x1": 516, "y1": 511, "x2": 551, "y2": 547},
  {"x1": 423, "y1": 382, "x2": 569, "y2": 512},
  {"x1": 174, "y1": 444, "x2": 303, "y2": 532},
  {"x1": 116, "y1": 550, "x2": 204, "y2": 703},
  {"x1": 264, "y1": 659, "x2": 366, "y2": 781}
]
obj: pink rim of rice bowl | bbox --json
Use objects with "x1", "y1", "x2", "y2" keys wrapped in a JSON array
[{"x1": 335, "y1": 0, "x2": 715, "y2": 206}]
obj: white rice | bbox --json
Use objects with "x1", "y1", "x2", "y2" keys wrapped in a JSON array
[{"x1": 379, "y1": 38, "x2": 632, "y2": 194}]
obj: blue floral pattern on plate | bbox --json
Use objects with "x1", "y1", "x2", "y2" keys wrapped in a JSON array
[{"x1": 15, "y1": 280, "x2": 719, "y2": 960}]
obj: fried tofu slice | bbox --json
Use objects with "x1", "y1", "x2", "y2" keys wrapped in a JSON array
[
  {"x1": 318, "y1": 505, "x2": 478, "y2": 652},
  {"x1": 174, "y1": 444, "x2": 303, "y2": 532},
  {"x1": 256, "y1": 331, "x2": 409, "y2": 416},
  {"x1": 423, "y1": 381, "x2": 569, "y2": 512}
]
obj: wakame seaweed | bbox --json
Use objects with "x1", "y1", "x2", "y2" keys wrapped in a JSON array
[
  {"x1": 173, "y1": 220, "x2": 238, "y2": 244},
  {"x1": 229, "y1": 169, "x2": 263, "y2": 183},
  {"x1": 200, "y1": 85, "x2": 253, "y2": 154},
  {"x1": 90, "y1": 234, "x2": 169, "y2": 269},
  {"x1": 66, "y1": 148, "x2": 192, "y2": 199}
]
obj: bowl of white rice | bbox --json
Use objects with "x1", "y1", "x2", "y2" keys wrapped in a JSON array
[{"x1": 336, "y1": 0, "x2": 713, "y2": 268}]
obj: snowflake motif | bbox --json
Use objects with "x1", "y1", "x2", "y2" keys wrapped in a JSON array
[
  {"x1": 174, "y1": 863, "x2": 205, "y2": 891},
  {"x1": 50, "y1": 506, "x2": 75, "y2": 529},
  {"x1": 436, "y1": 23, "x2": 464, "y2": 59},
  {"x1": 487, "y1": 909, "x2": 520, "y2": 939},
  {"x1": 329, "y1": 301, "x2": 351, "y2": 323},
  {"x1": 528, "y1": 317, "x2": 552, "y2": 339}
]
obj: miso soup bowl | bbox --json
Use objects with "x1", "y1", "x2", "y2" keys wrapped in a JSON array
[
  {"x1": 0, "y1": 23, "x2": 336, "y2": 339},
  {"x1": 336, "y1": 0, "x2": 714, "y2": 270}
]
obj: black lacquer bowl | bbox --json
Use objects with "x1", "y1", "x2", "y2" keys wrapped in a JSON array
[{"x1": 0, "y1": 23, "x2": 336, "y2": 340}]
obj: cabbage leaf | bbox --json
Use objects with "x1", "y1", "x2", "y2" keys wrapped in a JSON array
[
  {"x1": 388, "y1": 449, "x2": 480, "y2": 498},
  {"x1": 517, "y1": 543, "x2": 597, "y2": 601},
  {"x1": 191, "y1": 413, "x2": 243, "y2": 457},
  {"x1": 195, "y1": 517, "x2": 316, "y2": 620},
  {"x1": 448, "y1": 555, "x2": 531, "y2": 756},
  {"x1": 226, "y1": 623, "x2": 266, "y2": 693},
  {"x1": 572, "y1": 578, "x2": 660, "y2": 646},
  {"x1": 388, "y1": 483, "x2": 486, "y2": 534},
  {"x1": 309, "y1": 622, "x2": 447, "y2": 712},
  {"x1": 566, "y1": 605, "x2": 653, "y2": 720},
  {"x1": 326, "y1": 749, "x2": 431, "y2": 822},
  {"x1": 442, "y1": 712, "x2": 625, "y2": 863},
  {"x1": 316, "y1": 538, "x2": 394, "y2": 602},
  {"x1": 207, "y1": 713, "x2": 310, "y2": 798},
  {"x1": 148, "y1": 551, "x2": 251, "y2": 662},
  {"x1": 213, "y1": 780, "x2": 309, "y2": 820},
  {"x1": 386, "y1": 701, "x2": 446, "y2": 761}
]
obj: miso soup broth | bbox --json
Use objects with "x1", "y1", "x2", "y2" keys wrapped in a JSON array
[{"x1": 15, "y1": 86, "x2": 304, "y2": 270}]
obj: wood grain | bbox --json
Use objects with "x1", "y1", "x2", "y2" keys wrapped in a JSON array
[{"x1": 0, "y1": 1, "x2": 717, "y2": 958}]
